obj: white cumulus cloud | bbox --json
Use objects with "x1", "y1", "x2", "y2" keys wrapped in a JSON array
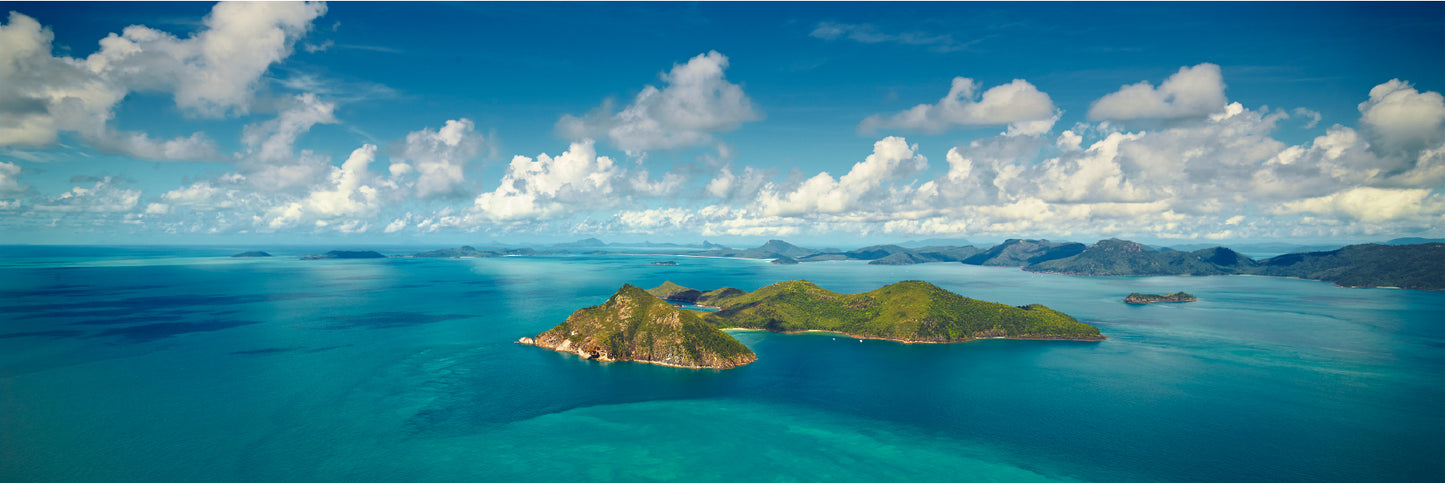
[
  {"x1": 0, "y1": 4, "x2": 325, "y2": 156},
  {"x1": 31, "y1": 177, "x2": 139, "y2": 213},
  {"x1": 84, "y1": 1, "x2": 327, "y2": 117},
  {"x1": 859, "y1": 77, "x2": 1058, "y2": 135},
  {"x1": 1357, "y1": 79, "x2": 1445, "y2": 155},
  {"x1": 0, "y1": 161, "x2": 25, "y2": 193},
  {"x1": 557, "y1": 51, "x2": 761, "y2": 154},
  {"x1": 1274, "y1": 187, "x2": 1440, "y2": 222},
  {"x1": 757, "y1": 136, "x2": 926, "y2": 216},
  {"x1": 395, "y1": 119, "x2": 482, "y2": 198},
  {"x1": 1088, "y1": 63, "x2": 1227, "y2": 121},
  {"x1": 470, "y1": 139, "x2": 622, "y2": 222},
  {"x1": 262, "y1": 144, "x2": 382, "y2": 230}
]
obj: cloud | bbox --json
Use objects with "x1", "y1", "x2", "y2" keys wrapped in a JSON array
[
  {"x1": 394, "y1": 119, "x2": 483, "y2": 198},
  {"x1": 0, "y1": 4, "x2": 326, "y2": 155},
  {"x1": 810, "y1": 22, "x2": 974, "y2": 53},
  {"x1": 161, "y1": 180, "x2": 257, "y2": 211},
  {"x1": 756, "y1": 136, "x2": 926, "y2": 216},
  {"x1": 87, "y1": 129, "x2": 219, "y2": 161},
  {"x1": 1274, "y1": 187, "x2": 1440, "y2": 222},
  {"x1": 557, "y1": 51, "x2": 761, "y2": 154},
  {"x1": 859, "y1": 77, "x2": 1058, "y2": 135},
  {"x1": 0, "y1": 12, "x2": 127, "y2": 147},
  {"x1": 706, "y1": 165, "x2": 771, "y2": 201},
  {"x1": 1088, "y1": 63, "x2": 1227, "y2": 121},
  {"x1": 84, "y1": 1, "x2": 328, "y2": 117},
  {"x1": 383, "y1": 213, "x2": 414, "y2": 234},
  {"x1": 232, "y1": 93, "x2": 339, "y2": 191},
  {"x1": 673, "y1": 80, "x2": 1443, "y2": 241},
  {"x1": 31, "y1": 176, "x2": 139, "y2": 213},
  {"x1": 470, "y1": 139, "x2": 622, "y2": 222},
  {"x1": 241, "y1": 93, "x2": 338, "y2": 163},
  {"x1": 1357, "y1": 79, "x2": 1445, "y2": 155},
  {"x1": 1292, "y1": 108, "x2": 1322, "y2": 129},
  {"x1": 612, "y1": 207, "x2": 695, "y2": 232},
  {"x1": 629, "y1": 170, "x2": 685, "y2": 197},
  {"x1": 261, "y1": 144, "x2": 382, "y2": 230},
  {"x1": 0, "y1": 161, "x2": 24, "y2": 193},
  {"x1": 1056, "y1": 130, "x2": 1084, "y2": 151}
]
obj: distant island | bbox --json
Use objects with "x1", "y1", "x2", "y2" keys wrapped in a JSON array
[
  {"x1": 672, "y1": 239, "x2": 984, "y2": 265},
  {"x1": 660, "y1": 239, "x2": 1442, "y2": 290},
  {"x1": 230, "y1": 251, "x2": 271, "y2": 257},
  {"x1": 408, "y1": 246, "x2": 565, "y2": 258},
  {"x1": 277, "y1": 238, "x2": 1442, "y2": 289},
  {"x1": 1026, "y1": 239, "x2": 1443, "y2": 290},
  {"x1": 519, "y1": 285, "x2": 757, "y2": 369},
  {"x1": 769, "y1": 256, "x2": 799, "y2": 265},
  {"x1": 299, "y1": 250, "x2": 386, "y2": 260},
  {"x1": 650, "y1": 261, "x2": 678, "y2": 266},
  {"x1": 522, "y1": 280, "x2": 1102, "y2": 369},
  {"x1": 1124, "y1": 292, "x2": 1197, "y2": 304}
]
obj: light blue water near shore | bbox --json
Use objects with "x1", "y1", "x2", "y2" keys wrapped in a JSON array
[{"x1": 1, "y1": 246, "x2": 1442, "y2": 482}]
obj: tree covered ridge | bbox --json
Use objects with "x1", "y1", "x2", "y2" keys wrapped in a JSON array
[{"x1": 651, "y1": 280, "x2": 1104, "y2": 342}]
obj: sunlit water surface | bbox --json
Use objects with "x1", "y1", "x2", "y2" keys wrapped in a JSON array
[{"x1": 2, "y1": 246, "x2": 1441, "y2": 481}]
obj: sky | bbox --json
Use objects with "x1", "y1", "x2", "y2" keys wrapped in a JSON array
[{"x1": 1, "y1": 1, "x2": 1443, "y2": 247}]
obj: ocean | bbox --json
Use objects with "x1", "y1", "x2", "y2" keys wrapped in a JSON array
[{"x1": 1, "y1": 246, "x2": 1441, "y2": 482}]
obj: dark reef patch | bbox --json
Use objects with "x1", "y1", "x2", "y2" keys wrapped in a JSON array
[
  {"x1": 94, "y1": 320, "x2": 262, "y2": 342},
  {"x1": 321, "y1": 312, "x2": 473, "y2": 330}
]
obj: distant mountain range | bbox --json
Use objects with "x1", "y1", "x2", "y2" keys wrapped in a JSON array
[
  {"x1": 668, "y1": 238, "x2": 1444, "y2": 290},
  {"x1": 1161, "y1": 237, "x2": 1441, "y2": 254},
  {"x1": 263, "y1": 235, "x2": 1445, "y2": 290},
  {"x1": 675, "y1": 240, "x2": 986, "y2": 265},
  {"x1": 553, "y1": 238, "x2": 728, "y2": 250}
]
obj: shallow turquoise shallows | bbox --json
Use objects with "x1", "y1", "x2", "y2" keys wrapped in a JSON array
[{"x1": 2, "y1": 246, "x2": 1442, "y2": 482}]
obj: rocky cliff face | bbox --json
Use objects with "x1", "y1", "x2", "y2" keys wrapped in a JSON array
[{"x1": 523, "y1": 285, "x2": 757, "y2": 369}]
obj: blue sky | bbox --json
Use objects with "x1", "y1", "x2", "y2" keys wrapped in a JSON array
[{"x1": 1, "y1": 2, "x2": 1442, "y2": 247}]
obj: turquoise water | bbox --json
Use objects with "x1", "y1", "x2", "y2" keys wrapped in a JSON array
[{"x1": 1, "y1": 246, "x2": 1442, "y2": 482}]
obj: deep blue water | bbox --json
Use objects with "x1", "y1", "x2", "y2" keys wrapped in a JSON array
[{"x1": 1, "y1": 246, "x2": 1442, "y2": 481}]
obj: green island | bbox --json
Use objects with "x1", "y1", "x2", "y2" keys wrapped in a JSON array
[
  {"x1": 519, "y1": 284, "x2": 757, "y2": 369},
  {"x1": 686, "y1": 280, "x2": 1102, "y2": 343},
  {"x1": 299, "y1": 250, "x2": 386, "y2": 260},
  {"x1": 1123, "y1": 292, "x2": 1197, "y2": 304},
  {"x1": 522, "y1": 279, "x2": 1103, "y2": 369}
]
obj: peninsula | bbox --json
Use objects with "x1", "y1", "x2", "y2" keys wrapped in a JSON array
[
  {"x1": 230, "y1": 251, "x2": 271, "y2": 257},
  {"x1": 1123, "y1": 292, "x2": 1198, "y2": 304}
]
